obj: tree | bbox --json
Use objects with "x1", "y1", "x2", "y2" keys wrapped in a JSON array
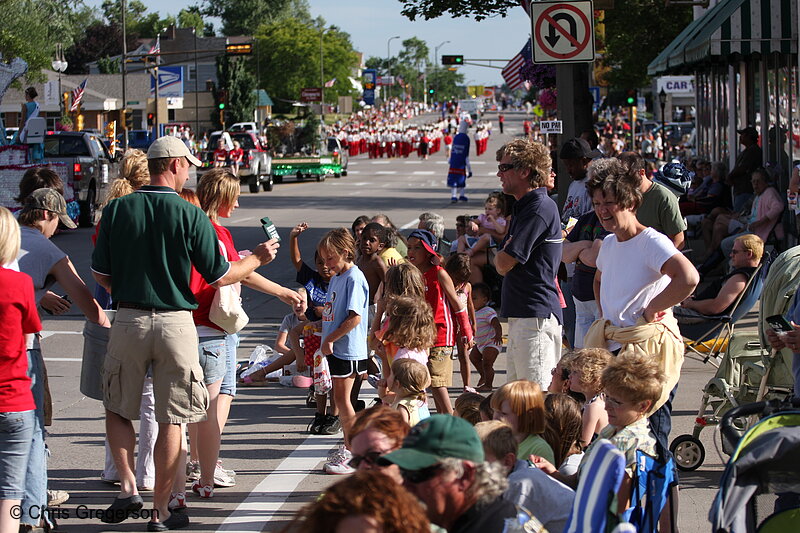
[
  {"x1": 253, "y1": 18, "x2": 360, "y2": 114},
  {"x1": 399, "y1": 0, "x2": 517, "y2": 21},
  {"x1": 0, "y1": 0, "x2": 88, "y2": 82},
  {"x1": 213, "y1": 55, "x2": 256, "y2": 129},
  {"x1": 177, "y1": 7, "x2": 204, "y2": 33},
  {"x1": 100, "y1": 0, "x2": 174, "y2": 38},
  {"x1": 65, "y1": 22, "x2": 138, "y2": 74},
  {"x1": 602, "y1": 0, "x2": 691, "y2": 88},
  {"x1": 200, "y1": 0, "x2": 311, "y2": 36}
]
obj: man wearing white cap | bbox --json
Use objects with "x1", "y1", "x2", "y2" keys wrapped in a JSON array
[{"x1": 92, "y1": 136, "x2": 279, "y2": 531}]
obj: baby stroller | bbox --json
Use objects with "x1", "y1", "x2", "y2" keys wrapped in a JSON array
[
  {"x1": 709, "y1": 397, "x2": 800, "y2": 532},
  {"x1": 670, "y1": 247, "x2": 800, "y2": 471}
]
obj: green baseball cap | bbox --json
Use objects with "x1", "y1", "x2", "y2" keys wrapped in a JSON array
[{"x1": 379, "y1": 414, "x2": 484, "y2": 470}]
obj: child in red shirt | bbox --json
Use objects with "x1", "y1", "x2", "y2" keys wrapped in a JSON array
[
  {"x1": 213, "y1": 140, "x2": 228, "y2": 168},
  {"x1": 405, "y1": 229, "x2": 473, "y2": 415}
]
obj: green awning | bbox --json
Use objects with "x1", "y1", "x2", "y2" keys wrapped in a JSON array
[
  {"x1": 683, "y1": 0, "x2": 796, "y2": 64},
  {"x1": 254, "y1": 89, "x2": 273, "y2": 107},
  {"x1": 648, "y1": 0, "x2": 798, "y2": 75},
  {"x1": 647, "y1": 16, "x2": 709, "y2": 75}
]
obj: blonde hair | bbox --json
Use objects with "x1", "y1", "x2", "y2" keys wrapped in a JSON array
[
  {"x1": 391, "y1": 358, "x2": 430, "y2": 402},
  {"x1": 197, "y1": 168, "x2": 240, "y2": 222},
  {"x1": 383, "y1": 263, "x2": 425, "y2": 300},
  {"x1": 318, "y1": 228, "x2": 356, "y2": 262},
  {"x1": 0, "y1": 207, "x2": 21, "y2": 264},
  {"x1": 567, "y1": 348, "x2": 612, "y2": 388},
  {"x1": 496, "y1": 139, "x2": 551, "y2": 188},
  {"x1": 735, "y1": 233, "x2": 764, "y2": 262},
  {"x1": 602, "y1": 352, "x2": 666, "y2": 409},
  {"x1": 474, "y1": 420, "x2": 517, "y2": 460},
  {"x1": 383, "y1": 296, "x2": 435, "y2": 351},
  {"x1": 491, "y1": 380, "x2": 546, "y2": 435},
  {"x1": 104, "y1": 149, "x2": 149, "y2": 205}
]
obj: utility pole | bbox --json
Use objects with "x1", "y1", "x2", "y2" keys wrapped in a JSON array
[{"x1": 121, "y1": 0, "x2": 128, "y2": 149}]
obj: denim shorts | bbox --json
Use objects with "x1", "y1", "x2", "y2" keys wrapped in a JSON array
[
  {"x1": 219, "y1": 333, "x2": 239, "y2": 397},
  {"x1": 198, "y1": 336, "x2": 229, "y2": 385},
  {"x1": 0, "y1": 410, "x2": 35, "y2": 500}
]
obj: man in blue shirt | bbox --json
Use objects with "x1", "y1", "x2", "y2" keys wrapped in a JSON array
[{"x1": 494, "y1": 139, "x2": 563, "y2": 389}]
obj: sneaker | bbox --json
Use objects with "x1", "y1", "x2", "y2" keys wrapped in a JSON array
[
  {"x1": 185, "y1": 460, "x2": 201, "y2": 482},
  {"x1": 217, "y1": 460, "x2": 235, "y2": 478},
  {"x1": 450, "y1": 197, "x2": 458, "y2": 204},
  {"x1": 191, "y1": 480, "x2": 214, "y2": 499},
  {"x1": 213, "y1": 463, "x2": 236, "y2": 488},
  {"x1": 47, "y1": 489, "x2": 69, "y2": 506},
  {"x1": 459, "y1": 195, "x2": 468, "y2": 202},
  {"x1": 307, "y1": 412, "x2": 325, "y2": 434},
  {"x1": 168, "y1": 492, "x2": 186, "y2": 511},
  {"x1": 323, "y1": 445, "x2": 355, "y2": 475},
  {"x1": 318, "y1": 414, "x2": 342, "y2": 435},
  {"x1": 367, "y1": 374, "x2": 381, "y2": 389},
  {"x1": 305, "y1": 386, "x2": 317, "y2": 408}
]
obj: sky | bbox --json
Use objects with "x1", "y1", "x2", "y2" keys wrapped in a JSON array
[{"x1": 83, "y1": 0, "x2": 533, "y2": 86}]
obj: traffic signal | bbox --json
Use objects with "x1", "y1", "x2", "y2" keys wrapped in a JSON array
[
  {"x1": 428, "y1": 88, "x2": 435, "y2": 95},
  {"x1": 226, "y1": 43, "x2": 253, "y2": 55},
  {"x1": 217, "y1": 89, "x2": 228, "y2": 110},
  {"x1": 625, "y1": 89, "x2": 638, "y2": 106},
  {"x1": 147, "y1": 113, "x2": 154, "y2": 126},
  {"x1": 441, "y1": 55, "x2": 463, "y2": 66},
  {"x1": 123, "y1": 108, "x2": 133, "y2": 130}
]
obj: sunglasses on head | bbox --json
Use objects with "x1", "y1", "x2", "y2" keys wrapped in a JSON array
[
  {"x1": 400, "y1": 463, "x2": 442, "y2": 484},
  {"x1": 348, "y1": 451, "x2": 384, "y2": 469},
  {"x1": 498, "y1": 163, "x2": 516, "y2": 172}
]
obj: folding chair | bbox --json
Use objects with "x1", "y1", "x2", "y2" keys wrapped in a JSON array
[
  {"x1": 683, "y1": 260, "x2": 768, "y2": 366},
  {"x1": 564, "y1": 440, "x2": 625, "y2": 533}
]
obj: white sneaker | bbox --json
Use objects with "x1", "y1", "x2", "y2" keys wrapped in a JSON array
[
  {"x1": 214, "y1": 463, "x2": 236, "y2": 487},
  {"x1": 47, "y1": 489, "x2": 69, "y2": 506},
  {"x1": 323, "y1": 445, "x2": 355, "y2": 475},
  {"x1": 217, "y1": 460, "x2": 236, "y2": 477}
]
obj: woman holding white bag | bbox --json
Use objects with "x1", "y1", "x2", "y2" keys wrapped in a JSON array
[{"x1": 186, "y1": 168, "x2": 302, "y2": 499}]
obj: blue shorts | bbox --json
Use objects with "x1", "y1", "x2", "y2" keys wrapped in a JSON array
[
  {"x1": 220, "y1": 333, "x2": 239, "y2": 397},
  {"x1": 0, "y1": 410, "x2": 35, "y2": 500},
  {"x1": 198, "y1": 336, "x2": 228, "y2": 385}
]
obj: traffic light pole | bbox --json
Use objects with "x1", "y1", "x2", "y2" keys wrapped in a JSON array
[{"x1": 121, "y1": 0, "x2": 128, "y2": 149}]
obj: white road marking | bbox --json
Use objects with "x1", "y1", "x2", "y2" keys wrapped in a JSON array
[
  {"x1": 471, "y1": 161, "x2": 486, "y2": 165},
  {"x1": 371, "y1": 161, "x2": 390, "y2": 164},
  {"x1": 412, "y1": 171, "x2": 435, "y2": 175},
  {"x1": 231, "y1": 216, "x2": 255, "y2": 224},
  {"x1": 44, "y1": 358, "x2": 82, "y2": 362},
  {"x1": 216, "y1": 435, "x2": 340, "y2": 532},
  {"x1": 435, "y1": 161, "x2": 448, "y2": 164},
  {"x1": 375, "y1": 171, "x2": 397, "y2": 175},
  {"x1": 403, "y1": 161, "x2": 422, "y2": 164},
  {"x1": 352, "y1": 182, "x2": 369, "y2": 186},
  {"x1": 400, "y1": 218, "x2": 419, "y2": 230},
  {"x1": 344, "y1": 170, "x2": 360, "y2": 174}
]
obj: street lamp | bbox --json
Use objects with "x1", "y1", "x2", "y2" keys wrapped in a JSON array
[
  {"x1": 386, "y1": 35, "x2": 400, "y2": 101},
  {"x1": 51, "y1": 44, "x2": 68, "y2": 116},
  {"x1": 658, "y1": 88, "x2": 668, "y2": 161},
  {"x1": 434, "y1": 40, "x2": 450, "y2": 67}
]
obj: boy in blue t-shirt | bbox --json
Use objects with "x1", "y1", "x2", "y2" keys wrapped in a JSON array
[{"x1": 317, "y1": 228, "x2": 369, "y2": 474}]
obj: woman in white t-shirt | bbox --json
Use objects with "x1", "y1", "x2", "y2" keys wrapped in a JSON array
[{"x1": 585, "y1": 158, "x2": 698, "y2": 451}]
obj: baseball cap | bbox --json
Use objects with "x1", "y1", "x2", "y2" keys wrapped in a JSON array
[
  {"x1": 378, "y1": 415, "x2": 485, "y2": 470},
  {"x1": 559, "y1": 138, "x2": 601, "y2": 160},
  {"x1": 407, "y1": 229, "x2": 438, "y2": 256},
  {"x1": 147, "y1": 136, "x2": 202, "y2": 167},
  {"x1": 654, "y1": 162, "x2": 694, "y2": 198},
  {"x1": 23, "y1": 188, "x2": 77, "y2": 229},
  {"x1": 736, "y1": 126, "x2": 759, "y2": 139}
]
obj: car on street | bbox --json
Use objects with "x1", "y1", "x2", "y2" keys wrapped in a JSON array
[
  {"x1": 200, "y1": 130, "x2": 273, "y2": 193},
  {"x1": 43, "y1": 131, "x2": 117, "y2": 226},
  {"x1": 652, "y1": 122, "x2": 695, "y2": 148}
]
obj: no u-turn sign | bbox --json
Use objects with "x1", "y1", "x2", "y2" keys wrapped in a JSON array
[{"x1": 531, "y1": 0, "x2": 595, "y2": 64}]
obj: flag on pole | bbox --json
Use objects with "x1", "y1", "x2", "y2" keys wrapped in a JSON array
[
  {"x1": 148, "y1": 36, "x2": 160, "y2": 55},
  {"x1": 324, "y1": 78, "x2": 336, "y2": 88},
  {"x1": 70, "y1": 78, "x2": 87, "y2": 112},
  {"x1": 501, "y1": 41, "x2": 532, "y2": 90}
]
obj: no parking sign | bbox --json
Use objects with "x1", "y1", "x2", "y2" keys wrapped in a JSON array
[{"x1": 531, "y1": 1, "x2": 595, "y2": 64}]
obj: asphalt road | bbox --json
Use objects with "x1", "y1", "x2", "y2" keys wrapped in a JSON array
[{"x1": 41, "y1": 111, "x2": 732, "y2": 532}]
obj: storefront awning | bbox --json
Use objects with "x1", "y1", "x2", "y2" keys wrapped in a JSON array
[{"x1": 648, "y1": 0, "x2": 798, "y2": 75}]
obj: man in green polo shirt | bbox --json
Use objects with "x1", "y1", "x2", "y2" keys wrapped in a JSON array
[{"x1": 91, "y1": 136, "x2": 279, "y2": 531}]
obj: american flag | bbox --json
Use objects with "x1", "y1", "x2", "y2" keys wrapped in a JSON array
[
  {"x1": 324, "y1": 78, "x2": 336, "y2": 88},
  {"x1": 501, "y1": 41, "x2": 532, "y2": 90},
  {"x1": 70, "y1": 78, "x2": 87, "y2": 112},
  {"x1": 148, "y1": 36, "x2": 160, "y2": 55}
]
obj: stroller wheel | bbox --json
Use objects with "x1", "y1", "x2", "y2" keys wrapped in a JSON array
[{"x1": 670, "y1": 434, "x2": 705, "y2": 471}]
